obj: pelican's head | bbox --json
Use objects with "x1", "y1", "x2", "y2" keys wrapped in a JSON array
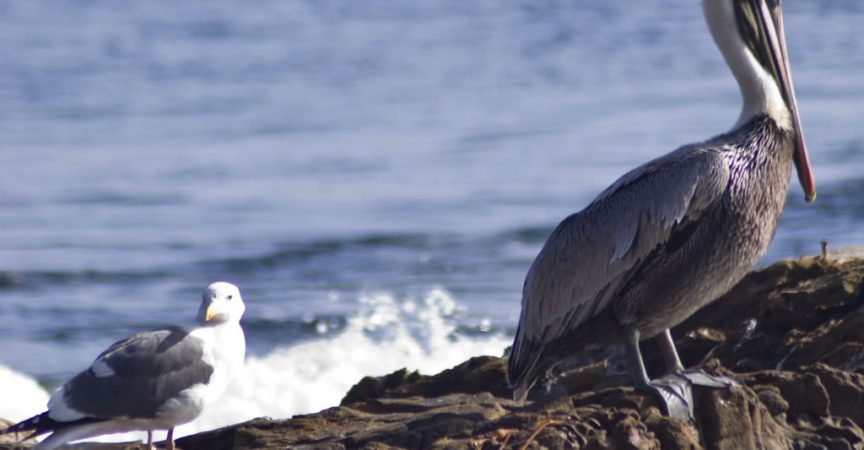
[
  {"x1": 197, "y1": 281, "x2": 246, "y2": 325},
  {"x1": 704, "y1": 0, "x2": 815, "y2": 202}
]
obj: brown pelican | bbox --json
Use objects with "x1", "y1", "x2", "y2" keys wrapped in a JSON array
[{"x1": 507, "y1": 0, "x2": 816, "y2": 418}]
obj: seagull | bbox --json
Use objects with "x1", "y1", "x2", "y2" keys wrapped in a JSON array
[
  {"x1": 507, "y1": 0, "x2": 815, "y2": 419},
  {"x1": 1, "y1": 282, "x2": 246, "y2": 450}
]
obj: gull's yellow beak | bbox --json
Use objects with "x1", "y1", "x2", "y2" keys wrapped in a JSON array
[{"x1": 205, "y1": 304, "x2": 217, "y2": 322}]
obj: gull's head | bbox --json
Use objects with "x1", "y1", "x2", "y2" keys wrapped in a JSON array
[
  {"x1": 197, "y1": 281, "x2": 245, "y2": 324},
  {"x1": 703, "y1": 0, "x2": 815, "y2": 203}
]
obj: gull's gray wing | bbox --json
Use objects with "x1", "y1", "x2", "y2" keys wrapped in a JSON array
[
  {"x1": 508, "y1": 145, "x2": 730, "y2": 400},
  {"x1": 58, "y1": 326, "x2": 214, "y2": 419}
]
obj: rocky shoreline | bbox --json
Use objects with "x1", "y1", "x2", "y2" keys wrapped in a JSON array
[{"x1": 4, "y1": 254, "x2": 864, "y2": 449}]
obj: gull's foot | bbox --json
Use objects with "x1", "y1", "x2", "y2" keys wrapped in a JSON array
[{"x1": 637, "y1": 369, "x2": 739, "y2": 421}]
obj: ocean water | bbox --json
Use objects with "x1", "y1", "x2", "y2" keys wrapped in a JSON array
[{"x1": 1, "y1": 0, "x2": 863, "y2": 443}]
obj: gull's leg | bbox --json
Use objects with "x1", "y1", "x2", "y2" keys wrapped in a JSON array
[
  {"x1": 146, "y1": 430, "x2": 154, "y2": 450},
  {"x1": 166, "y1": 428, "x2": 175, "y2": 450},
  {"x1": 624, "y1": 327, "x2": 692, "y2": 420}
]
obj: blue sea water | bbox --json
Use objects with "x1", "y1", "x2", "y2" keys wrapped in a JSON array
[{"x1": 1, "y1": 0, "x2": 863, "y2": 437}]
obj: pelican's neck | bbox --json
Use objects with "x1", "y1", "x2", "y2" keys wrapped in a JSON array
[{"x1": 703, "y1": 0, "x2": 791, "y2": 131}]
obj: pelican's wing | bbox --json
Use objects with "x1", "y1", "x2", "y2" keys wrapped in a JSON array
[{"x1": 508, "y1": 146, "x2": 730, "y2": 400}]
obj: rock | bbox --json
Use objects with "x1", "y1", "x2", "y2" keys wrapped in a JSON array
[{"x1": 4, "y1": 256, "x2": 864, "y2": 449}]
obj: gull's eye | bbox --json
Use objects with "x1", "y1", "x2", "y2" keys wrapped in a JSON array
[{"x1": 227, "y1": 295, "x2": 234, "y2": 300}]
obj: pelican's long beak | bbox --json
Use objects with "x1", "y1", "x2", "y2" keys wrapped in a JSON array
[{"x1": 756, "y1": 0, "x2": 816, "y2": 202}]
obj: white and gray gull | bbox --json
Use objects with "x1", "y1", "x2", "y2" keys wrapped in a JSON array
[
  {"x1": 507, "y1": 0, "x2": 816, "y2": 419},
  {"x1": 1, "y1": 282, "x2": 246, "y2": 450}
]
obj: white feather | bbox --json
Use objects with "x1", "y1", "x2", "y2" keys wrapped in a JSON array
[
  {"x1": 703, "y1": 0, "x2": 791, "y2": 130},
  {"x1": 89, "y1": 357, "x2": 115, "y2": 378}
]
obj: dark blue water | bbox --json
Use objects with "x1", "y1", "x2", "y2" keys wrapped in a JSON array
[{"x1": 1, "y1": 0, "x2": 862, "y2": 398}]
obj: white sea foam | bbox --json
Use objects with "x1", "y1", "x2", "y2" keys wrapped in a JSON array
[
  {"x1": 1, "y1": 288, "x2": 510, "y2": 445},
  {"x1": 0, "y1": 364, "x2": 50, "y2": 423}
]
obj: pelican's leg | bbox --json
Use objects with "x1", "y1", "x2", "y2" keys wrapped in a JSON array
[
  {"x1": 624, "y1": 327, "x2": 649, "y2": 384},
  {"x1": 655, "y1": 329, "x2": 684, "y2": 374},
  {"x1": 624, "y1": 327, "x2": 692, "y2": 420},
  {"x1": 166, "y1": 428, "x2": 175, "y2": 450},
  {"x1": 146, "y1": 430, "x2": 154, "y2": 450},
  {"x1": 656, "y1": 328, "x2": 739, "y2": 387},
  {"x1": 637, "y1": 328, "x2": 740, "y2": 420}
]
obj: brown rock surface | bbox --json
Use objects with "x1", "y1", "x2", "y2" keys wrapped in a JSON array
[{"x1": 4, "y1": 256, "x2": 864, "y2": 449}]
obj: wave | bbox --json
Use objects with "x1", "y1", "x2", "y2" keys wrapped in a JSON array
[
  {"x1": 200, "y1": 232, "x2": 454, "y2": 273},
  {"x1": 0, "y1": 269, "x2": 170, "y2": 290},
  {"x1": 0, "y1": 230, "x2": 524, "y2": 289}
]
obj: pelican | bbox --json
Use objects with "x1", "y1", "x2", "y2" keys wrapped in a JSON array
[{"x1": 507, "y1": 0, "x2": 815, "y2": 418}]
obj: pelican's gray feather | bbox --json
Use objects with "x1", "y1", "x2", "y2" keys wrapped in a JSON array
[{"x1": 508, "y1": 145, "x2": 730, "y2": 397}]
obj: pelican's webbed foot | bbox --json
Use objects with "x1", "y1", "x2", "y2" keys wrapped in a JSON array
[
  {"x1": 626, "y1": 328, "x2": 739, "y2": 421},
  {"x1": 636, "y1": 376, "x2": 692, "y2": 420},
  {"x1": 679, "y1": 369, "x2": 738, "y2": 389},
  {"x1": 637, "y1": 369, "x2": 738, "y2": 420}
]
